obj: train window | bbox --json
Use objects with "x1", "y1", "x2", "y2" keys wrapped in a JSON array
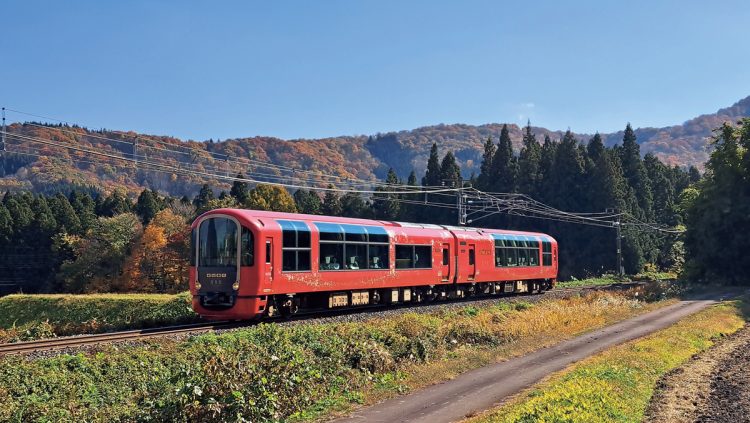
[
  {"x1": 265, "y1": 241, "x2": 271, "y2": 264},
  {"x1": 542, "y1": 241, "x2": 553, "y2": 266},
  {"x1": 320, "y1": 243, "x2": 344, "y2": 270},
  {"x1": 343, "y1": 224, "x2": 367, "y2": 242},
  {"x1": 277, "y1": 220, "x2": 312, "y2": 272},
  {"x1": 198, "y1": 217, "x2": 238, "y2": 267},
  {"x1": 468, "y1": 248, "x2": 475, "y2": 266},
  {"x1": 316, "y1": 222, "x2": 389, "y2": 271},
  {"x1": 529, "y1": 249, "x2": 539, "y2": 266},
  {"x1": 442, "y1": 248, "x2": 450, "y2": 266},
  {"x1": 369, "y1": 244, "x2": 389, "y2": 269},
  {"x1": 345, "y1": 243, "x2": 367, "y2": 269},
  {"x1": 241, "y1": 227, "x2": 254, "y2": 266},
  {"x1": 395, "y1": 245, "x2": 432, "y2": 269},
  {"x1": 316, "y1": 222, "x2": 344, "y2": 241},
  {"x1": 366, "y1": 226, "x2": 389, "y2": 243},
  {"x1": 517, "y1": 248, "x2": 528, "y2": 266},
  {"x1": 506, "y1": 248, "x2": 518, "y2": 266},
  {"x1": 414, "y1": 246, "x2": 432, "y2": 268}
]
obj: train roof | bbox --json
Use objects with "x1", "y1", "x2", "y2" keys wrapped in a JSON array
[{"x1": 199, "y1": 208, "x2": 555, "y2": 240}]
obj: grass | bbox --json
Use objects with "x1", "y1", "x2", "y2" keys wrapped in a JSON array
[
  {"x1": 0, "y1": 292, "x2": 198, "y2": 342},
  {"x1": 467, "y1": 296, "x2": 748, "y2": 423},
  {"x1": 556, "y1": 274, "x2": 626, "y2": 288},
  {"x1": 0, "y1": 289, "x2": 673, "y2": 422}
]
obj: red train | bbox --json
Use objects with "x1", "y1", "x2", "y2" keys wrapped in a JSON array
[{"x1": 190, "y1": 209, "x2": 558, "y2": 320}]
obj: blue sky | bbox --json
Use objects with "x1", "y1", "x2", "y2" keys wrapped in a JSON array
[{"x1": 2, "y1": 0, "x2": 749, "y2": 141}]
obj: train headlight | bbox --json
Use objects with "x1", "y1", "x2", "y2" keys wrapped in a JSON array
[
  {"x1": 195, "y1": 281, "x2": 202, "y2": 290},
  {"x1": 232, "y1": 281, "x2": 240, "y2": 291}
]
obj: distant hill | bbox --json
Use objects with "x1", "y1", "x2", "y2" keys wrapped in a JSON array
[{"x1": 1, "y1": 95, "x2": 748, "y2": 197}]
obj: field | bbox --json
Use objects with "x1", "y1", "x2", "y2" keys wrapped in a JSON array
[
  {"x1": 0, "y1": 288, "x2": 672, "y2": 422},
  {"x1": 467, "y1": 296, "x2": 748, "y2": 423},
  {"x1": 0, "y1": 292, "x2": 198, "y2": 342}
]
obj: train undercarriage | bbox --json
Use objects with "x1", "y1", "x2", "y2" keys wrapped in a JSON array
[{"x1": 263, "y1": 279, "x2": 555, "y2": 318}]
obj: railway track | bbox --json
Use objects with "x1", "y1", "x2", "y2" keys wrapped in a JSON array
[
  {"x1": 0, "y1": 321, "x2": 245, "y2": 356},
  {"x1": 0, "y1": 281, "x2": 650, "y2": 356}
]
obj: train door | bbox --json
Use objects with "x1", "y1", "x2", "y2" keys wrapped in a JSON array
[
  {"x1": 264, "y1": 237, "x2": 274, "y2": 284},
  {"x1": 468, "y1": 244, "x2": 476, "y2": 280},
  {"x1": 441, "y1": 243, "x2": 451, "y2": 282}
]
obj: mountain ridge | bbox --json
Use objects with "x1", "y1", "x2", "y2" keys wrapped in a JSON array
[{"x1": 1, "y1": 95, "x2": 748, "y2": 197}]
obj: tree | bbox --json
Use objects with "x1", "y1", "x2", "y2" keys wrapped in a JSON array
[
  {"x1": 98, "y1": 189, "x2": 133, "y2": 217},
  {"x1": 398, "y1": 170, "x2": 419, "y2": 222},
  {"x1": 135, "y1": 189, "x2": 163, "y2": 224},
  {"x1": 476, "y1": 136, "x2": 496, "y2": 190},
  {"x1": 373, "y1": 168, "x2": 401, "y2": 220},
  {"x1": 58, "y1": 213, "x2": 142, "y2": 293},
  {"x1": 48, "y1": 193, "x2": 82, "y2": 235},
  {"x1": 620, "y1": 124, "x2": 654, "y2": 219},
  {"x1": 69, "y1": 190, "x2": 97, "y2": 232},
  {"x1": 489, "y1": 124, "x2": 517, "y2": 193},
  {"x1": 0, "y1": 202, "x2": 12, "y2": 244},
  {"x1": 321, "y1": 185, "x2": 342, "y2": 216},
  {"x1": 684, "y1": 119, "x2": 750, "y2": 284},
  {"x1": 340, "y1": 192, "x2": 371, "y2": 218},
  {"x1": 246, "y1": 184, "x2": 297, "y2": 212},
  {"x1": 422, "y1": 143, "x2": 441, "y2": 187},
  {"x1": 230, "y1": 173, "x2": 250, "y2": 204},
  {"x1": 193, "y1": 184, "x2": 215, "y2": 212},
  {"x1": 517, "y1": 123, "x2": 541, "y2": 195},
  {"x1": 294, "y1": 189, "x2": 322, "y2": 215}
]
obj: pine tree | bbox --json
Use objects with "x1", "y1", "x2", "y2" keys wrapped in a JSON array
[
  {"x1": 69, "y1": 190, "x2": 97, "y2": 232},
  {"x1": 476, "y1": 136, "x2": 496, "y2": 190},
  {"x1": 398, "y1": 170, "x2": 419, "y2": 222},
  {"x1": 439, "y1": 152, "x2": 462, "y2": 187},
  {"x1": 489, "y1": 124, "x2": 517, "y2": 193},
  {"x1": 135, "y1": 189, "x2": 162, "y2": 224},
  {"x1": 340, "y1": 192, "x2": 371, "y2": 218},
  {"x1": 422, "y1": 143, "x2": 442, "y2": 187},
  {"x1": 0, "y1": 202, "x2": 12, "y2": 243},
  {"x1": 193, "y1": 184, "x2": 214, "y2": 212},
  {"x1": 373, "y1": 168, "x2": 401, "y2": 220},
  {"x1": 321, "y1": 185, "x2": 342, "y2": 216},
  {"x1": 230, "y1": 173, "x2": 250, "y2": 204},
  {"x1": 620, "y1": 124, "x2": 654, "y2": 219},
  {"x1": 99, "y1": 189, "x2": 133, "y2": 217},
  {"x1": 517, "y1": 122, "x2": 541, "y2": 195},
  {"x1": 49, "y1": 193, "x2": 82, "y2": 235}
]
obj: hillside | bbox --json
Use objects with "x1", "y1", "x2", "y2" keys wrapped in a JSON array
[{"x1": 1, "y1": 95, "x2": 748, "y2": 197}]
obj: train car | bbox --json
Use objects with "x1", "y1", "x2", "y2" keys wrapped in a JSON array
[{"x1": 190, "y1": 209, "x2": 558, "y2": 320}]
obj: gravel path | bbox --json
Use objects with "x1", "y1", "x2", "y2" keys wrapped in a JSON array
[{"x1": 646, "y1": 324, "x2": 750, "y2": 423}]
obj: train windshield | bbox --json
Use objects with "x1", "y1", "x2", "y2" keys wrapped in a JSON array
[{"x1": 198, "y1": 217, "x2": 238, "y2": 267}]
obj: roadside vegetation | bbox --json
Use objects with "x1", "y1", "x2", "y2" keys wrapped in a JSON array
[
  {"x1": 0, "y1": 292, "x2": 196, "y2": 343},
  {"x1": 466, "y1": 296, "x2": 748, "y2": 423},
  {"x1": 0, "y1": 289, "x2": 672, "y2": 422}
]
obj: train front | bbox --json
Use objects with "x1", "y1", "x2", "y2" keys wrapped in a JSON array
[{"x1": 190, "y1": 210, "x2": 265, "y2": 320}]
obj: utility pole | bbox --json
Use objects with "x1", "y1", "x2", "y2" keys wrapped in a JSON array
[
  {"x1": 608, "y1": 208, "x2": 624, "y2": 276},
  {"x1": 1, "y1": 107, "x2": 6, "y2": 155}
]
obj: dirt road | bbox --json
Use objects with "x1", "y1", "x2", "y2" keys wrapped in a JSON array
[{"x1": 336, "y1": 297, "x2": 729, "y2": 423}]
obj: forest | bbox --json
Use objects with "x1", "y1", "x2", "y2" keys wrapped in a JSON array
[{"x1": 3, "y1": 117, "x2": 746, "y2": 294}]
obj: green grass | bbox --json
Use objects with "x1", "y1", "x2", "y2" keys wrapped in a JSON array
[
  {"x1": 557, "y1": 274, "x2": 626, "y2": 288},
  {"x1": 468, "y1": 297, "x2": 748, "y2": 423},
  {"x1": 0, "y1": 292, "x2": 198, "y2": 341},
  {"x1": 0, "y1": 289, "x2": 670, "y2": 422}
]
